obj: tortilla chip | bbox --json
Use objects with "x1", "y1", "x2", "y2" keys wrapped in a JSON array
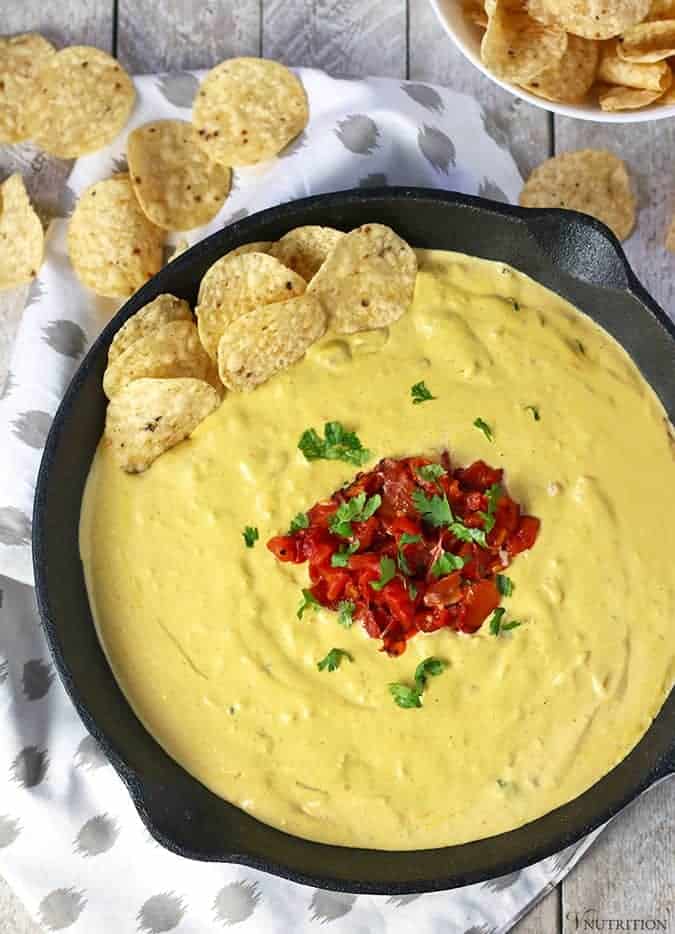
[
  {"x1": 598, "y1": 84, "x2": 665, "y2": 109},
  {"x1": 222, "y1": 241, "x2": 272, "y2": 260},
  {"x1": 308, "y1": 223, "x2": 418, "y2": 334},
  {"x1": 527, "y1": 0, "x2": 649, "y2": 39},
  {"x1": 0, "y1": 34, "x2": 55, "y2": 144},
  {"x1": 649, "y1": 0, "x2": 675, "y2": 19},
  {"x1": 128, "y1": 120, "x2": 231, "y2": 231},
  {"x1": 196, "y1": 252, "x2": 306, "y2": 360},
  {"x1": 482, "y1": 1, "x2": 567, "y2": 83},
  {"x1": 463, "y1": 0, "x2": 489, "y2": 27},
  {"x1": 24, "y1": 46, "x2": 135, "y2": 157},
  {"x1": 523, "y1": 34, "x2": 599, "y2": 101},
  {"x1": 617, "y1": 20, "x2": 675, "y2": 62},
  {"x1": 217, "y1": 294, "x2": 326, "y2": 391},
  {"x1": 68, "y1": 174, "x2": 164, "y2": 299},
  {"x1": 598, "y1": 43, "x2": 672, "y2": 89},
  {"x1": 103, "y1": 319, "x2": 214, "y2": 399},
  {"x1": 0, "y1": 174, "x2": 44, "y2": 291},
  {"x1": 658, "y1": 82, "x2": 675, "y2": 101},
  {"x1": 108, "y1": 294, "x2": 193, "y2": 364},
  {"x1": 269, "y1": 226, "x2": 345, "y2": 281},
  {"x1": 192, "y1": 57, "x2": 308, "y2": 166},
  {"x1": 104, "y1": 377, "x2": 220, "y2": 473},
  {"x1": 519, "y1": 150, "x2": 636, "y2": 242},
  {"x1": 168, "y1": 239, "x2": 189, "y2": 262}
]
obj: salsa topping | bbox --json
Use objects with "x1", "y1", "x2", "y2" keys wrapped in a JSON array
[{"x1": 268, "y1": 452, "x2": 540, "y2": 655}]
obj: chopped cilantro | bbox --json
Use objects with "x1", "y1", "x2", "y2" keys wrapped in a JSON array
[
  {"x1": 400, "y1": 532, "x2": 423, "y2": 546},
  {"x1": 243, "y1": 526, "x2": 259, "y2": 548},
  {"x1": 337, "y1": 600, "x2": 355, "y2": 628},
  {"x1": 502, "y1": 620, "x2": 522, "y2": 631},
  {"x1": 479, "y1": 482, "x2": 502, "y2": 533},
  {"x1": 489, "y1": 607, "x2": 506, "y2": 635},
  {"x1": 297, "y1": 589, "x2": 321, "y2": 620},
  {"x1": 388, "y1": 683, "x2": 422, "y2": 708},
  {"x1": 329, "y1": 492, "x2": 381, "y2": 538},
  {"x1": 411, "y1": 381, "x2": 436, "y2": 405},
  {"x1": 416, "y1": 463, "x2": 447, "y2": 483},
  {"x1": 289, "y1": 512, "x2": 309, "y2": 533},
  {"x1": 408, "y1": 582, "x2": 418, "y2": 600},
  {"x1": 397, "y1": 532, "x2": 421, "y2": 576},
  {"x1": 370, "y1": 556, "x2": 396, "y2": 592},
  {"x1": 414, "y1": 656, "x2": 447, "y2": 691},
  {"x1": 298, "y1": 421, "x2": 371, "y2": 466},
  {"x1": 389, "y1": 656, "x2": 447, "y2": 709},
  {"x1": 431, "y1": 551, "x2": 465, "y2": 578},
  {"x1": 473, "y1": 417, "x2": 494, "y2": 442},
  {"x1": 412, "y1": 490, "x2": 453, "y2": 527},
  {"x1": 449, "y1": 522, "x2": 488, "y2": 548},
  {"x1": 525, "y1": 405, "x2": 540, "y2": 421},
  {"x1": 497, "y1": 574, "x2": 514, "y2": 596},
  {"x1": 317, "y1": 648, "x2": 353, "y2": 672},
  {"x1": 331, "y1": 541, "x2": 359, "y2": 567}
]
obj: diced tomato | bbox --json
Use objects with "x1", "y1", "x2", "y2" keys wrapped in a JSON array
[
  {"x1": 507, "y1": 515, "x2": 540, "y2": 555},
  {"x1": 267, "y1": 535, "x2": 303, "y2": 562},
  {"x1": 455, "y1": 460, "x2": 503, "y2": 491},
  {"x1": 423, "y1": 571, "x2": 463, "y2": 607},
  {"x1": 460, "y1": 579, "x2": 501, "y2": 633}
]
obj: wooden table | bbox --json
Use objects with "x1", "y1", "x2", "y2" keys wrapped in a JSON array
[{"x1": 1, "y1": 3, "x2": 673, "y2": 932}]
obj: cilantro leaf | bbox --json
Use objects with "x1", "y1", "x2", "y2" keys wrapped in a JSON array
[
  {"x1": 370, "y1": 556, "x2": 397, "y2": 591},
  {"x1": 412, "y1": 490, "x2": 453, "y2": 527},
  {"x1": 430, "y1": 551, "x2": 465, "y2": 577},
  {"x1": 408, "y1": 582, "x2": 418, "y2": 600},
  {"x1": 317, "y1": 648, "x2": 353, "y2": 672},
  {"x1": 298, "y1": 421, "x2": 371, "y2": 466},
  {"x1": 337, "y1": 600, "x2": 355, "y2": 628},
  {"x1": 400, "y1": 533, "x2": 422, "y2": 546},
  {"x1": 243, "y1": 526, "x2": 259, "y2": 548},
  {"x1": 473, "y1": 417, "x2": 494, "y2": 442},
  {"x1": 414, "y1": 656, "x2": 447, "y2": 691},
  {"x1": 416, "y1": 463, "x2": 447, "y2": 483},
  {"x1": 331, "y1": 541, "x2": 359, "y2": 567},
  {"x1": 449, "y1": 522, "x2": 488, "y2": 548},
  {"x1": 497, "y1": 574, "x2": 514, "y2": 597},
  {"x1": 397, "y1": 533, "x2": 421, "y2": 576},
  {"x1": 478, "y1": 482, "x2": 502, "y2": 534},
  {"x1": 525, "y1": 405, "x2": 540, "y2": 421},
  {"x1": 297, "y1": 589, "x2": 321, "y2": 619},
  {"x1": 502, "y1": 620, "x2": 522, "y2": 631},
  {"x1": 489, "y1": 607, "x2": 506, "y2": 635},
  {"x1": 411, "y1": 380, "x2": 436, "y2": 405},
  {"x1": 329, "y1": 492, "x2": 382, "y2": 538},
  {"x1": 388, "y1": 683, "x2": 422, "y2": 708},
  {"x1": 289, "y1": 512, "x2": 309, "y2": 533}
]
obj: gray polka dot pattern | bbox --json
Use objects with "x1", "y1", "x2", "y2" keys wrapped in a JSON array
[
  {"x1": 0, "y1": 656, "x2": 7, "y2": 685},
  {"x1": 22, "y1": 658, "x2": 54, "y2": 700},
  {"x1": 334, "y1": 114, "x2": 380, "y2": 155},
  {"x1": 157, "y1": 72, "x2": 199, "y2": 108},
  {"x1": 42, "y1": 320, "x2": 86, "y2": 359},
  {"x1": 401, "y1": 83, "x2": 444, "y2": 113},
  {"x1": 418, "y1": 124, "x2": 456, "y2": 173},
  {"x1": 11, "y1": 745, "x2": 49, "y2": 787},
  {"x1": 24, "y1": 277, "x2": 45, "y2": 308},
  {"x1": 74, "y1": 734, "x2": 110, "y2": 771},
  {"x1": 39, "y1": 888, "x2": 87, "y2": 931},
  {"x1": 478, "y1": 178, "x2": 508, "y2": 203},
  {"x1": 227, "y1": 208, "x2": 249, "y2": 224},
  {"x1": 359, "y1": 172, "x2": 388, "y2": 188},
  {"x1": 137, "y1": 892, "x2": 186, "y2": 933},
  {"x1": 1, "y1": 370, "x2": 16, "y2": 399},
  {"x1": 309, "y1": 890, "x2": 357, "y2": 922},
  {"x1": 464, "y1": 926, "x2": 494, "y2": 934},
  {"x1": 55, "y1": 185, "x2": 77, "y2": 219},
  {"x1": 482, "y1": 870, "x2": 521, "y2": 893},
  {"x1": 12, "y1": 409, "x2": 52, "y2": 449},
  {"x1": 74, "y1": 813, "x2": 119, "y2": 856},
  {"x1": 386, "y1": 893, "x2": 423, "y2": 907},
  {"x1": 213, "y1": 880, "x2": 261, "y2": 925},
  {"x1": 112, "y1": 156, "x2": 129, "y2": 175},
  {"x1": 0, "y1": 815, "x2": 21, "y2": 848},
  {"x1": 0, "y1": 507, "x2": 31, "y2": 546}
]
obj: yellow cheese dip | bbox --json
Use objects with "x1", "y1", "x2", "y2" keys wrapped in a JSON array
[{"x1": 80, "y1": 250, "x2": 675, "y2": 850}]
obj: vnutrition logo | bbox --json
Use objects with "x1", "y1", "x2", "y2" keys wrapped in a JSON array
[{"x1": 566, "y1": 909, "x2": 670, "y2": 931}]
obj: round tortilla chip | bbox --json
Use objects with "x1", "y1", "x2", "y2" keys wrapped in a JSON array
[
  {"x1": 222, "y1": 241, "x2": 272, "y2": 260},
  {"x1": 598, "y1": 44, "x2": 672, "y2": 89},
  {"x1": 527, "y1": 0, "x2": 649, "y2": 39},
  {"x1": 0, "y1": 34, "x2": 55, "y2": 144},
  {"x1": 598, "y1": 84, "x2": 665, "y2": 109},
  {"x1": 24, "y1": 46, "x2": 135, "y2": 157},
  {"x1": 482, "y1": 1, "x2": 567, "y2": 83},
  {"x1": 128, "y1": 120, "x2": 232, "y2": 231},
  {"x1": 519, "y1": 149, "x2": 636, "y2": 242},
  {"x1": 103, "y1": 319, "x2": 214, "y2": 400},
  {"x1": 192, "y1": 57, "x2": 308, "y2": 166},
  {"x1": 108, "y1": 294, "x2": 193, "y2": 364},
  {"x1": 307, "y1": 223, "x2": 418, "y2": 334},
  {"x1": 269, "y1": 226, "x2": 345, "y2": 281},
  {"x1": 0, "y1": 174, "x2": 44, "y2": 291},
  {"x1": 196, "y1": 251, "x2": 306, "y2": 360},
  {"x1": 617, "y1": 20, "x2": 675, "y2": 63},
  {"x1": 649, "y1": 0, "x2": 675, "y2": 18},
  {"x1": 217, "y1": 294, "x2": 327, "y2": 392},
  {"x1": 523, "y1": 35, "x2": 599, "y2": 102},
  {"x1": 104, "y1": 377, "x2": 220, "y2": 473},
  {"x1": 68, "y1": 174, "x2": 164, "y2": 299}
]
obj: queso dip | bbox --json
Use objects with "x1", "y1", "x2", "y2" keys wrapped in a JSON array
[{"x1": 80, "y1": 250, "x2": 675, "y2": 850}]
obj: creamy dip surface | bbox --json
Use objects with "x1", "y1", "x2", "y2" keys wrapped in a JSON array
[{"x1": 80, "y1": 249, "x2": 675, "y2": 850}]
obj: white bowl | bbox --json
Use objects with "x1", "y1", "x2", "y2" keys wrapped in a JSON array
[{"x1": 429, "y1": 0, "x2": 675, "y2": 123}]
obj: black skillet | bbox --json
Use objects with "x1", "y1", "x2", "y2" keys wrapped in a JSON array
[{"x1": 33, "y1": 188, "x2": 675, "y2": 894}]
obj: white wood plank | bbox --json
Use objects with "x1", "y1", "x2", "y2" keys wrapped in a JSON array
[
  {"x1": 263, "y1": 0, "x2": 406, "y2": 78},
  {"x1": 554, "y1": 118, "x2": 675, "y2": 316},
  {"x1": 117, "y1": 0, "x2": 260, "y2": 73},
  {"x1": 408, "y1": 0, "x2": 551, "y2": 179},
  {"x1": 563, "y1": 779, "x2": 675, "y2": 932}
]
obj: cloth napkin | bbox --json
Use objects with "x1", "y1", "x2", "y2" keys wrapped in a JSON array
[{"x1": 0, "y1": 67, "x2": 611, "y2": 934}]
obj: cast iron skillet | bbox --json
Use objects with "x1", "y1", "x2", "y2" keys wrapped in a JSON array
[{"x1": 33, "y1": 188, "x2": 675, "y2": 894}]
